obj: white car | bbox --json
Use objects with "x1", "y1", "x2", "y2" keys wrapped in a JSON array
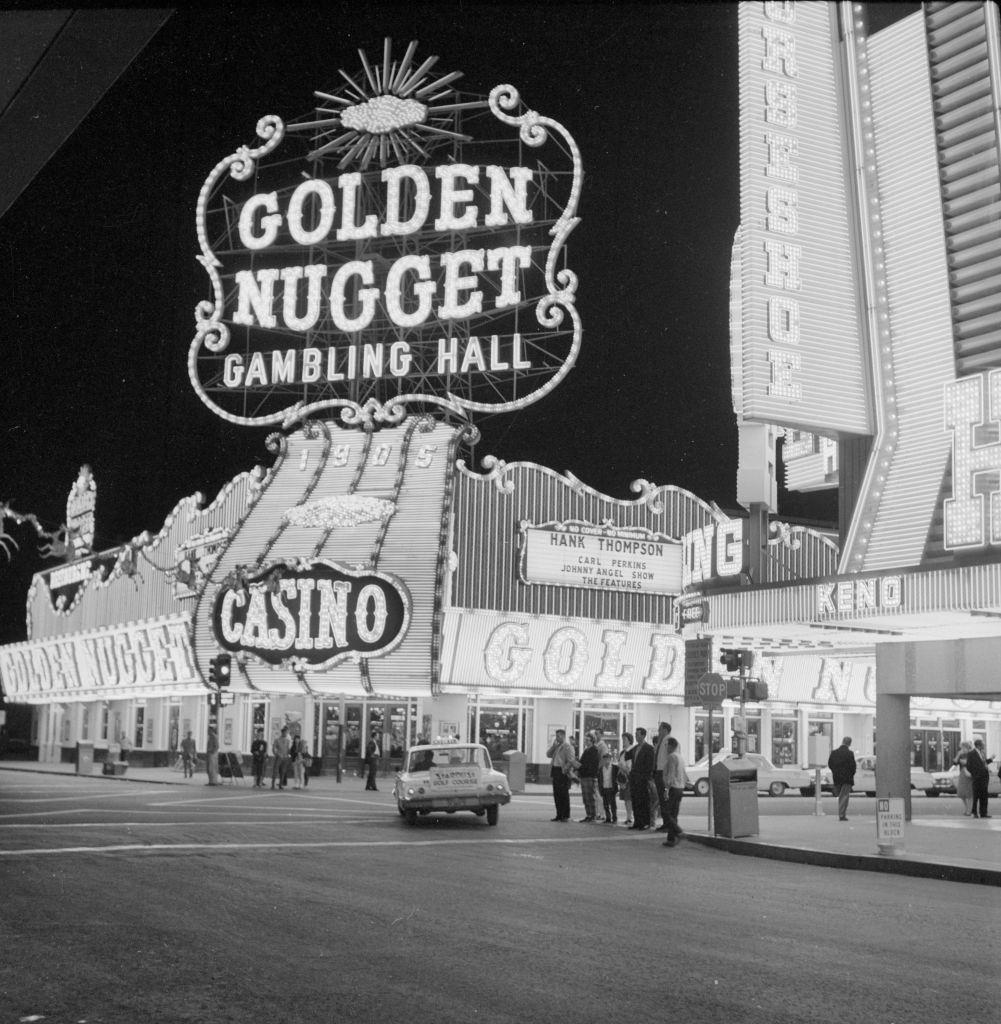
[
  {"x1": 851, "y1": 755, "x2": 943, "y2": 797},
  {"x1": 393, "y1": 743, "x2": 511, "y2": 826},
  {"x1": 929, "y1": 765, "x2": 1001, "y2": 797},
  {"x1": 685, "y1": 752, "x2": 812, "y2": 797}
]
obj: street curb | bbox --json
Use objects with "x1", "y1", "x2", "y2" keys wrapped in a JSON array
[
  {"x1": 683, "y1": 833, "x2": 1001, "y2": 887},
  {"x1": 0, "y1": 766, "x2": 189, "y2": 786}
]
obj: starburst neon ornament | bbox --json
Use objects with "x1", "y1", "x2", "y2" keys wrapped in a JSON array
[{"x1": 285, "y1": 38, "x2": 482, "y2": 170}]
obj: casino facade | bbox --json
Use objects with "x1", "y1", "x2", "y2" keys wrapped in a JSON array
[{"x1": 2, "y1": 3, "x2": 1001, "y2": 804}]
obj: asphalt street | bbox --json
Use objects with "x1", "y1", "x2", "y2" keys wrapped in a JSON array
[{"x1": 1, "y1": 773, "x2": 998, "y2": 1024}]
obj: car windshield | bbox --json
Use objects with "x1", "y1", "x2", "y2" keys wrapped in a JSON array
[{"x1": 406, "y1": 746, "x2": 489, "y2": 771}]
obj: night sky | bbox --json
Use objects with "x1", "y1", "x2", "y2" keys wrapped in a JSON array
[{"x1": 2, "y1": 4, "x2": 913, "y2": 640}]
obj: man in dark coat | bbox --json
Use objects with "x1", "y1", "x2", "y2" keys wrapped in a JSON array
[
  {"x1": 364, "y1": 729, "x2": 381, "y2": 791},
  {"x1": 967, "y1": 739, "x2": 993, "y2": 819},
  {"x1": 828, "y1": 737, "x2": 856, "y2": 821},
  {"x1": 250, "y1": 728, "x2": 268, "y2": 787},
  {"x1": 626, "y1": 727, "x2": 655, "y2": 830}
]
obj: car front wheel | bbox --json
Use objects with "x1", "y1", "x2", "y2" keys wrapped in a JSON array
[
  {"x1": 768, "y1": 782, "x2": 786, "y2": 797},
  {"x1": 694, "y1": 778, "x2": 710, "y2": 797},
  {"x1": 486, "y1": 805, "x2": 499, "y2": 826}
]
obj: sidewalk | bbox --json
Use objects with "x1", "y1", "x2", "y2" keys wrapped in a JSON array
[{"x1": 2, "y1": 761, "x2": 998, "y2": 886}]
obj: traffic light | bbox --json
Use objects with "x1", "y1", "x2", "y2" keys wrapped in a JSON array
[
  {"x1": 719, "y1": 648, "x2": 752, "y2": 673},
  {"x1": 208, "y1": 653, "x2": 232, "y2": 687},
  {"x1": 743, "y1": 679, "x2": 769, "y2": 702}
]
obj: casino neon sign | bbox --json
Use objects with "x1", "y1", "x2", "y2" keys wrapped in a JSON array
[
  {"x1": 190, "y1": 41, "x2": 583, "y2": 428},
  {"x1": 213, "y1": 559, "x2": 411, "y2": 670}
]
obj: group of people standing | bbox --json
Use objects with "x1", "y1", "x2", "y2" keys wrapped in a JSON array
[
  {"x1": 250, "y1": 725, "x2": 313, "y2": 789},
  {"x1": 546, "y1": 723, "x2": 689, "y2": 848}
]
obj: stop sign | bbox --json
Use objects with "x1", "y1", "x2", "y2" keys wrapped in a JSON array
[{"x1": 696, "y1": 672, "x2": 727, "y2": 707}]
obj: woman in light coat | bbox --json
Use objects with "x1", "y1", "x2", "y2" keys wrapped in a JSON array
[{"x1": 953, "y1": 740, "x2": 973, "y2": 815}]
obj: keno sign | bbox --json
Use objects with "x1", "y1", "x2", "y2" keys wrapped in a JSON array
[{"x1": 190, "y1": 41, "x2": 583, "y2": 428}]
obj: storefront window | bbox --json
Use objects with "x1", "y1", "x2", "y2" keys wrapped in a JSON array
[
  {"x1": 134, "y1": 707, "x2": 145, "y2": 749},
  {"x1": 252, "y1": 702, "x2": 267, "y2": 730},
  {"x1": 580, "y1": 709, "x2": 622, "y2": 755},
  {"x1": 81, "y1": 707, "x2": 90, "y2": 742},
  {"x1": 695, "y1": 714, "x2": 724, "y2": 761},
  {"x1": 344, "y1": 704, "x2": 362, "y2": 758},
  {"x1": 319, "y1": 703, "x2": 341, "y2": 764},
  {"x1": 100, "y1": 703, "x2": 109, "y2": 741},
  {"x1": 387, "y1": 705, "x2": 408, "y2": 758},
  {"x1": 477, "y1": 708, "x2": 519, "y2": 762},
  {"x1": 771, "y1": 717, "x2": 797, "y2": 766},
  {"x1": 168, "y1": 705, "x2": 179, "y2": 754},
  {"x1": 911, "y1": 721, "x2": 961, "y2": 772}
]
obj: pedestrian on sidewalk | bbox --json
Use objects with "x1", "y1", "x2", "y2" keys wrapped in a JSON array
[
  {"x1": 546, "y1": 728, "x2": 580, "y2": 822},
  {"x1": 967, "y1": 738, "x2": 993, "y2": 819},
  {"x1": 576, "y1": 733, "x2": 600, "y2": 822},
  {"x1": 952, "y1": 741, "x2": 973, "y2": 815},
  {"x1": 291, "y1": 733, "x2": 311, "y2": 789},
  {"x1": 180, "y1": 730, "x2": 197, "y2": 778},
  {"x1": 661, "y1": 737, "x2": 689, "y2": 847},
  {"x1": 598, "y1": 751, "x2": 618, "y2": 823},
  {"x1": 271, "y1": 726, "x2": 291, "y2": 789},
  {"x1": 828, "y1": 737, "x2": 856, "y2": 821},
  {"x1": 617, "y1": 732, "x2": 634, "y2": 826},
  {"x1": 250, "y1": 728, "x2": 268, "y2": 787},
  {"x1": 205, "y1": 727, "x2": 220, "y2": 786},
  {"x1": 653, "y1": 722, "x2": 672, "y2": 832},
  {"x1": 626, "y1": 727, "x2": 655, "y2": 830},
  {"x1": 364, "y1": 729, "x2": 381, "y2": 791}
]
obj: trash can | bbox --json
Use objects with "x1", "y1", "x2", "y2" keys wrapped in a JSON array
[
  {"x1": 76, "y1": 741, "x2": 95, "y2": 776},
  {"x1": 500, "y1": 750, "x2": 527, "y2": 793},
  {"x1": 710, "y1": 757, "x2": 759, "y2": 837}
]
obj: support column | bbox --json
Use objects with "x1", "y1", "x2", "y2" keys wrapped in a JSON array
[{"x1": 875, "y1": 643, "x2": 912, "y2": 821}]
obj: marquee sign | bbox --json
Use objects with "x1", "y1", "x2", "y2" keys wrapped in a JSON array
[
  {"x1": 0, "y1": 614, "x2": 198, "y2": 701},
  {"x1": 190, "y1": 40, "x2": 582, "y2": 428},
  {"x1": 213, "y1": 559, "x2": 411, "y2": 670},
  {"x1": 735, "y1": 2, "x2": 870, "y2": 435},
  {"x1": 520, "y1": 522, "x2": 682, "y2": 595}
]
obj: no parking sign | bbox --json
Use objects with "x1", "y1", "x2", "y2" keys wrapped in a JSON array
[{"x1": 876, "y1": 797, "x2": 905, "y2": 856}]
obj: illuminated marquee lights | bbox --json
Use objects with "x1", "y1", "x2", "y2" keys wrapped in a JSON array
[
  {"x1": 229, "y1": 165, "x2": 534, "y2": 335},
  {"x1": 760, "y1": 2, "x2": 803, "y2": 401},
  {"x1": 483, "y1": 620, "x2": 683, "y2": 693},
  {"x1": 189, "y1": 41, "x2": 584, "y2": 429},
  {"x1": 212, "y1": 559, "x2": 411, "y2": 669},
  {"x1": 682, "y1": 518, "x2": 747, "y2": 588},
  {"x1": 943, "y1": 371, "x2": 1001, "y2": 550},
  {"x1": 815, "y1": 575, "x2": 902, "y2": 616}
]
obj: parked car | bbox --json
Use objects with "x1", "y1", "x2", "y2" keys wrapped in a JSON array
[
  {"x1": 851, "y1": 755, "x2": 943, "y2": 796},
  {"x1": 393, "y1": 743, "x2": 511, "y2": 825},
  {"x1": 929, "y1": 765, "x2": 1001, "y2": 797},
  {"x1": 684, "y1": 752, "x2": 812, "y2": 797}
]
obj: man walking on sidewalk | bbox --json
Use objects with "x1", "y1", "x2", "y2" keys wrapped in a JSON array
[
  {"x1": 661, "y1": 737, "x2": 689, "y2": 847},
  {"x1": 828, "y1": 737, "x2": 856, "y2": 821}
]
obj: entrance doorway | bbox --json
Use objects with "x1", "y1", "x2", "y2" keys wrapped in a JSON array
[
  {"x1": 339, "y1": 700, "x2": 416, "y2": 777},
  {"x1": 911, "y1": 723, "x2": 960, "y2": 772}
]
